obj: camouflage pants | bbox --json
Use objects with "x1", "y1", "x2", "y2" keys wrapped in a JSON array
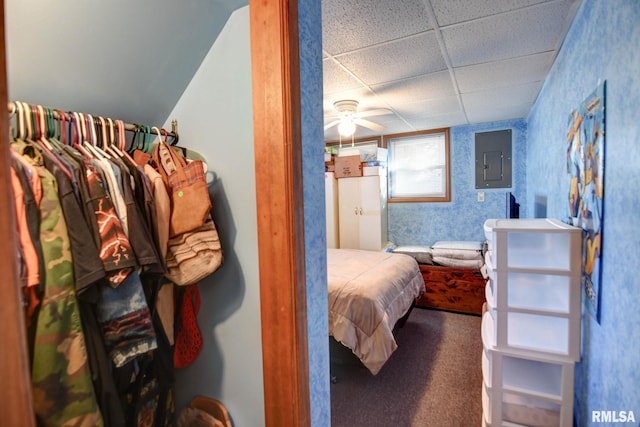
[{"x1": 27, "y1": 159, "x2": 104, "y2": 426}]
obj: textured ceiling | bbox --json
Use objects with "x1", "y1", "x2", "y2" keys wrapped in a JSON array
[{"x1": 322, "y1": 0, "x2": 582, "y2": 141}]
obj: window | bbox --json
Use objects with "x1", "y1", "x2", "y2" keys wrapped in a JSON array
[{"x1": 384, "y1": 128, "x2": 450, "y2": 202}]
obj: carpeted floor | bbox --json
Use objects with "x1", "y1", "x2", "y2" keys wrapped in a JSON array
[{"x1": 330, "y1": 307, "x2": 483, "y2": 427}]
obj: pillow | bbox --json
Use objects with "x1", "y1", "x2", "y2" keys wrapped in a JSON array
[{"x1": 393, "y1": 245, "x2": 433, "y2": 265}]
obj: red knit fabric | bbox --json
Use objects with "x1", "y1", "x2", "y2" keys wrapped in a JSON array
[{"x1": 174, "y1": 284, "x2": 203, "y2": 368}]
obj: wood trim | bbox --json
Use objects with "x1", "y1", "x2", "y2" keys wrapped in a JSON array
[
  {"x1": 325, "y1": 135, "x2": 382, "y2": 147},
  {"x1": 249, "y1": 1, "x2": 311, "y2": 426},
  {"x1": 0, "y1": 0, "x2": 36, "y2": 423}
]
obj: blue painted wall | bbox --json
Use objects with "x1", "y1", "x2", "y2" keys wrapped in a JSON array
[
  {"x1": 164, "y1": 8, "x2": 265, "y2": 425},
  {"x1": 388, "y1": 119, "x2": 527, "y2": 245},
  {"x1": 527, "y1": 1, "x2": 640, "y2": 424},
  {"x1": 299, "y1": 1, "x2": 332, "y2": 426}
]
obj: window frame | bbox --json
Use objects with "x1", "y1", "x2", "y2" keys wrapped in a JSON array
[
  {"x1": 325, "y1": 135, "x2": 383, "y2": 150},
  {"x1": 383, "y1": 128, "x2": 451, "y2": 203}
]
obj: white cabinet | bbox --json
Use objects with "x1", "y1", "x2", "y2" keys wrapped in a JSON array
[
  {"x1": 481, "y1": 218, "x2": 581, "y2": 427},
  {"x1": 338, "y1": 174, "x2": 387, "y2": 250},
  {"x1": 325, "y1": 172, "x2": 339, "y2": 249}
]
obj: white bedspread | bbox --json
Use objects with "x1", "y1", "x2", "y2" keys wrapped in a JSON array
[{"x1": 327, "y1": 248, "x2": 425, "y2": 374}]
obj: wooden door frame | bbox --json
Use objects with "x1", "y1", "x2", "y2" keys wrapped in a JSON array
[
  {"x1": 0, "y1": 1, "x2": 310, "y2": 425},
  {"x1": 250, "y1": 1, "x2": 311, "y2": 425},
  {"x1": 0, "y1": 0, "x2": 37, "y2": 422}
]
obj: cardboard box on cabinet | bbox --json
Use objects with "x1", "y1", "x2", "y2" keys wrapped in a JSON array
[{"x1": 334, "y1": 155, "x2": 363, "y2": 178}]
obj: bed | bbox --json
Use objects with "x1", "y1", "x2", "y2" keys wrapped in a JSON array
[
  {"x1": 327, "y1": 248, "x2": 425, "y2": 375},
  {"x1": 393, "y1": 241, "x2": 487, "y2": 315}
]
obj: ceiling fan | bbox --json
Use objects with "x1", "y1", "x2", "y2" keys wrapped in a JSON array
[{"x1": 324, "y1": 100, "x2": 391, "y2": 137}]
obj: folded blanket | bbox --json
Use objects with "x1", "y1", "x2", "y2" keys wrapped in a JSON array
[
  {"x1": 431, "y1": 240, "x2": 483, "y2": 251},
  {"x1": 431, "y1": 240, "x2": 483, "y2": 264},
  {"x1": 393, "y1": 245, "x2": 433, "y2": 265},
  {"x1": 432, "y1": 256, "x2": 484, "y2": 269}
]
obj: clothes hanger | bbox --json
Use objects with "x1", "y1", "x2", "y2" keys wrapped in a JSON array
[
  {"x1": 16, "y1": 102, "x2": 47, "y2": 163},
  {"x1": 151, "y1": 126, "x2": 168, "y2": 152},
  {"x1": 14, "y1": 101, "x2": 24, "y2": 140},
  {"x1": 71, "y1": 112, "x2": 92, "y2": 159},
  {"x1": 23, "y1": 102, "x2": 47, "y2": 155},
  {"x1": 55, "y1": 109, "x2": 70, "y2": 146},
  {"x1": 99, "y1": 116, "x2": 109, "y2": 150},
  {"x1": 169, "y1": 119, "x2": 179, "y2": 146},
  {"x1": 83, "y1": 114, "x2": 110, "y2": 160},
  {"x1": 127, "y1": 124, "x2": 140, "y2": 153},
  {"x1": 8, "y1": 102, "x2": 16, "y2": 140},
  {"x1": 35, "y1": 105, "x2": 55, "y2": 151},
  {"x1": 103, "y1": 117, "x2": 127, "y2": 159},
  {"x1": 117, "y1": 120, "x2": 127, "y2": 152},
  {"x1": 142, "y1": 125, "x2": 151, "y2": 153},
  {"x1": 22, "y1": 102, "x2": 34, "y2": 140},
  {"x1": 115, "y1": 119, "x2": 137, "y2": 164},
  {"x1": 42, "y1": 107, "x2": 64, "y2": 150},
  {"x1": 100, "y1": 116, "x2": 116, "y2": 155}
]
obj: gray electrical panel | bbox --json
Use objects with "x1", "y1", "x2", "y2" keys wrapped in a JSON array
[{"x1": 475, "y1": 129, "x2": 512, "y2": 189}]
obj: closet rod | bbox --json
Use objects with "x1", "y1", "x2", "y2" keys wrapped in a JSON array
[{"x1": 7, "y1": 101, "x2": 179, "y2": 139}]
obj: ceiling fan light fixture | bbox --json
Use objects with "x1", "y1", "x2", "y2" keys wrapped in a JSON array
[
  {"x1": 333, "y1": 99, "x2": 359, "y2": 115},
  {"x1": 338, "y1": 118, "x2": 356, "y2": 137}
]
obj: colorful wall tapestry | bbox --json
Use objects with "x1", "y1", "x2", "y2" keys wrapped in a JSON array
[{"x1": 566, "y1": 81, "x2": 605, "y2": 321}]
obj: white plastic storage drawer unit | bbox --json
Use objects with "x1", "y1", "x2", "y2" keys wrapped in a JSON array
[
  {"x1": 483, "y1": 218, "x2": 582, "y2": 272},
  {"x1": 482, "y1": 218, "x2": 582, "y2": 361},
  {"x1": 481, "y1": 328, "x2": 576, "y2": 426},
  {"x1": 484, "y1": 251, "x2": 580, "y2": 316},
  {"x1": 482, "y1": 381, "x2": 565, "y2": 427},
  {"x1": 481, "y1": 218, "x2": 581, "y2": 426},
  {"x1": 482, "y1": 349, "x2": 573, "y2": 402},
  {"x1": 482, "y1": 301, "x2": 580, "y2": 361}
]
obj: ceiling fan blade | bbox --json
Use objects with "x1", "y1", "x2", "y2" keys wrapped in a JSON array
[
  {"x1": 354, "y1": 118, "x2": 385, "y2": 132},
  {"x1": 324, "y1": 119, "x2": 341, "y2": 130},
  {"x1": 356, "y1": 108, "x2": 393, "y2": 118}
]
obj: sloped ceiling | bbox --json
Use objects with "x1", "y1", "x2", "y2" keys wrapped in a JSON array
[
  {"x1": 322, "y1": 0, "x2": 582, "y2": 141},
  {"x1": 6, "y1": 0, "x2": 248, "y2": 126}
]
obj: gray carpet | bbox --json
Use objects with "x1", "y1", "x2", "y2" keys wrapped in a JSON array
[{"x1": 330, "y1": 307, "x2": 483, "y2": 427}]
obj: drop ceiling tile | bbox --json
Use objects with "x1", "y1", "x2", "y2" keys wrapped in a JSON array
[
  {"x1": 395, "y1": 96, "x2": 463, "y2": 118},
  {"x1": 462, "y1": 81, "x2": 540, "y2": 122},
  {"x1": 335, "y1": 32, "x2": 447, "y2": 86},
  {"x1": 370, "y1": 116, "x2": 417, "y2": 137},
  {"x1": 322, "y1": 0, "x2": 431, "y2": 55},
  {"x1": 454, "y1": 51, "x2": 553, "y2": 92},
  {"x1": 372, "y1": 71, "x2": 456, "y2": 105},
  {"x1": 367, "y1": 114, "x2": 412, "y2": 129},
  {"x1": 430, "y1": 0, "x2": 548, "y2": 27},
  {"x1": 466, "y1": 101, "x2": 532, "y2": 123},
  {"x1": 405, "y1": 110, "x2": 469, "y2": 131},
  {"x1": 379, "y1": 121, "x2": 417, "y2": 136},
  {"x1": 442, "y1": 1, "x2": 571, "y2": 67},
  {"x1": 323, "y1": 59, "x2": 366, "y2": 95}
]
